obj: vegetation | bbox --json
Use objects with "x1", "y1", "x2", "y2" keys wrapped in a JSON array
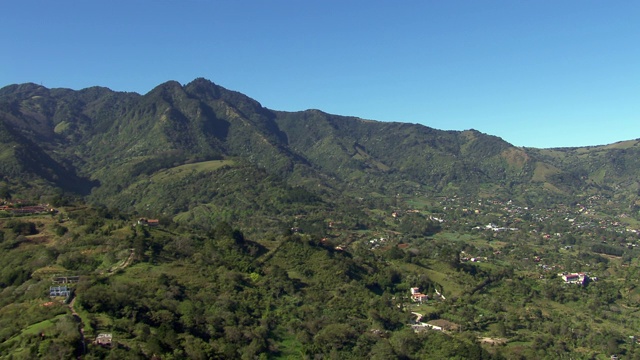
[{"x1": 0, "y1": 79, "x2": 639, "y2": 358}]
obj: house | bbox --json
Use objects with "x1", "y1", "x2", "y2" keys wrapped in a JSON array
[
  {"x1": 137, "y1": 218, "x2": 159, "y2": 227},
  {"x1": 559, "y1": 272, "x2": 588, "y2": 285},
  {"x1": 94, "y1": 333, "x2": 112, "y2": 346},
  {"x1": 411, "y1": 323, "x2": 442, "y2": 333},
  {"x1": 49, "y1": 286, "x2": 71, "y2": 298},
  {"x1": 411, "y1": 320, "x2": 459, "y2": 333},
  {"x1": 410, "y1": 287, "x2": 429, "y2": 303},
  {"x1": 52, "y1": 276, "x2": 80, "y2": 284}
]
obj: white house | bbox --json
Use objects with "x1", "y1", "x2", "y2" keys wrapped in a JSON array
[
  {"x1": 410, "y1": 287, "x2": 428, "y2": 303},
  {"x1": 559, "y1": 272, "x2": 587, "y2": 285}
]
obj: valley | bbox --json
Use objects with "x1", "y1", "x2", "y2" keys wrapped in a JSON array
[{"x1": 0, "y1": 79, "x2": 639, "y2": 359}]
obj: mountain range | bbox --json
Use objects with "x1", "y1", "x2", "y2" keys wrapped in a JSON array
[
  {"x1": 3, "y1": 78, "x2": 640, "y2": 359},
  {"x1": 1, "y1": 78, "x2": 639, "y2": 227}
]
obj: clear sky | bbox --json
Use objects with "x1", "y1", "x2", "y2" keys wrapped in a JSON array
[{"x1": 2, "y1": 1, "x2": 639, "y2": 148}]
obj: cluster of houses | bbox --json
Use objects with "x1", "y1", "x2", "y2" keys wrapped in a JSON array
[
  {"x1": 48, "y1": 275, "x2": 116, "y2": 348},
  {"x1": 460, "y1": 251, "x2": 488, "y2": 263},
  {"x1": 0, "y1": 200, "x2": 55, "y2": 215},
  {"x1": 438, "y1": 195, "x2": 640, "y2": 241},
  {"x1": 391, "y1": 210, "x2": 445, "y2": 224},
  {"x1": 391, "y1": 209, "x2": 421, "y2": 218},
  {"x1": 369, "y1": 237, "x2": 388, "y2": 250},
  {"x1": 472, "y1": 223, "x2": 518, "y2": 232},
  {"x1": 49, "y1": 276, "x2": 80, "y2": 302}
]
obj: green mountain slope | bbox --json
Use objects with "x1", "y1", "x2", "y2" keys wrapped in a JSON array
[
  {"x1": 274, "y1": 110, "x2": 534, "y2": 196},
  {"x1": 1, "y1": 78, "x2": 640, "y2": 359},
  {"x1": 1, "y1": 78, "x2": 638, "y2": 219}
]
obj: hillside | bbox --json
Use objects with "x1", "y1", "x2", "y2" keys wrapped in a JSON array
[
  {"x1": 1, "y1": 78, "x2": 640, "y2": 359},
  {"x1": 2, "y1": 78, "x2": 638, "y2": 226}
]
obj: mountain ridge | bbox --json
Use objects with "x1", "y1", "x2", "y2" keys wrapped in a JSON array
[{"x1": 1, "y1": 78, "x2": 638, "y2": 227}]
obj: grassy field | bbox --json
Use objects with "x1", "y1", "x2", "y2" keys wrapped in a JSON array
[
  {"x1": 395, "y1": 261, "x2": 465, "y2": 298},
  {"x1": 434, "y1": 231, "x2": 500, "y2": 250},
  {"x1": 531, "y1": 162, "x2": 560, "y2": 182},
  {"x1": 405, "y1": 197, "x2": 436, "y2": 211},
  {"x1": 1, "y1": 313, "x2": 67, "y2": 348},
  {"x1": 150, "y1": 159, "x2": 235, "y2": 182}
]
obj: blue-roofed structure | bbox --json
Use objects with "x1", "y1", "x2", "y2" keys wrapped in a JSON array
[{"x1": 49, "y1": 286, "x2": 71, "y2": 298}]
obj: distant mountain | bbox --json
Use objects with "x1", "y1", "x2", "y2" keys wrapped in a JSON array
[{"x1": 1, "y1": 78, "x2": 638, "y2": 225}]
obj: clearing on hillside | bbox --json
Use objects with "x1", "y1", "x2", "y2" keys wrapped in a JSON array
[{"x1": 150, "y1": 159, "x2": 235, "y2": 182}]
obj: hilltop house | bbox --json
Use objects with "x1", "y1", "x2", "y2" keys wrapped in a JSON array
[{"x1": 410, "y1": 287, "x2": 429, "y2": 303}]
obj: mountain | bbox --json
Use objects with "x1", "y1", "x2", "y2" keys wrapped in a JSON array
[
  {"x1": 1, "y1": 78, "x2": 639, "y2": 227},
  {"x1": 2, "y1": 79, "x2": 640, "y2": 359}
]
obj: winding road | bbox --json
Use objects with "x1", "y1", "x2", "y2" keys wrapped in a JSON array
[
  {"x1": 69, "y1": 248, "x2": 135, "y2": 354},
  {"x1": 68, "y1": 296, "x2": 86, "y2": 354}
]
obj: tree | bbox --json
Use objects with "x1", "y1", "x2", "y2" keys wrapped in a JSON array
[
  {"x1": 389, "y1": 328, "x2": 422, "y2": 358},
  {"x1": 5, "y1": 220, "x2": 37, "y2": 235},
  {"x1": 313, "y1": 323, "x2": 358, "y2": 352},
  {"x1": 53, "y1": 224, "x2": 68, "y2": 236},
  {"x1": 0, "y1": 185, "x2": 11, "y2": 200},
  {"x1": 369, "y1": 339, "x2": 397, "y2": 360}
]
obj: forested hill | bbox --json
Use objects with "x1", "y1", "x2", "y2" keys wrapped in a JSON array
[
  {"x1": 3, "y1": 78, "x2": 640, "y2": 359},
  {"x1": 1, "y1": 78, "x2": 639, "y2": 223}
]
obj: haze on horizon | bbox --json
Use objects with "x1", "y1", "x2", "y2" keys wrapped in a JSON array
[{"x1": 2, "y1": 1, "x2": 638, "y2": 149}]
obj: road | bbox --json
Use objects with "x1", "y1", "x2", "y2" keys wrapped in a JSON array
[{"x1": 68, "y1": 296, "x2": 86, "y2": 354}]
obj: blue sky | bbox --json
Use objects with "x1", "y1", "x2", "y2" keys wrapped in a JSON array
[{"x1": 2, "y1": 1, "x2": 639, "y2": 148}]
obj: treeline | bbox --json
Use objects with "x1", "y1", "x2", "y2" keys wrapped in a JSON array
[{"x1": 591, "y1": 243, "x2": 624, "y2": 257}]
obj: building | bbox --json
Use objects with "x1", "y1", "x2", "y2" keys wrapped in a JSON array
[
  {"x1": 49, "y1": 286, "x2": 71, "y2": 298},
  {"x1": 94, "y1": 333, "x2": 112, "y2": 347},
  {"x1": 52, "y1": 276, "x2": 80, "y2": 284},
  {"x1": 410, "y1": 287, "x2": 429, "y2": 303},
  {"x1": 559, "y1": 272, "x2": 588, "y2": 285},
  {"x1": 137, "y1": 218, "x2": 160, "y2": 226}
]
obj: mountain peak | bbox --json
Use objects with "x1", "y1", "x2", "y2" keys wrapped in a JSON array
[
  {"x1": 0, "y1": 83, "x2": 49, "y2": 97},
  {"x1": 184, "y1": 77, "x2": 221, "y2": 100},
  {"x1": 149, "y1": 80, "x2": 183, "y2": 93}
]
